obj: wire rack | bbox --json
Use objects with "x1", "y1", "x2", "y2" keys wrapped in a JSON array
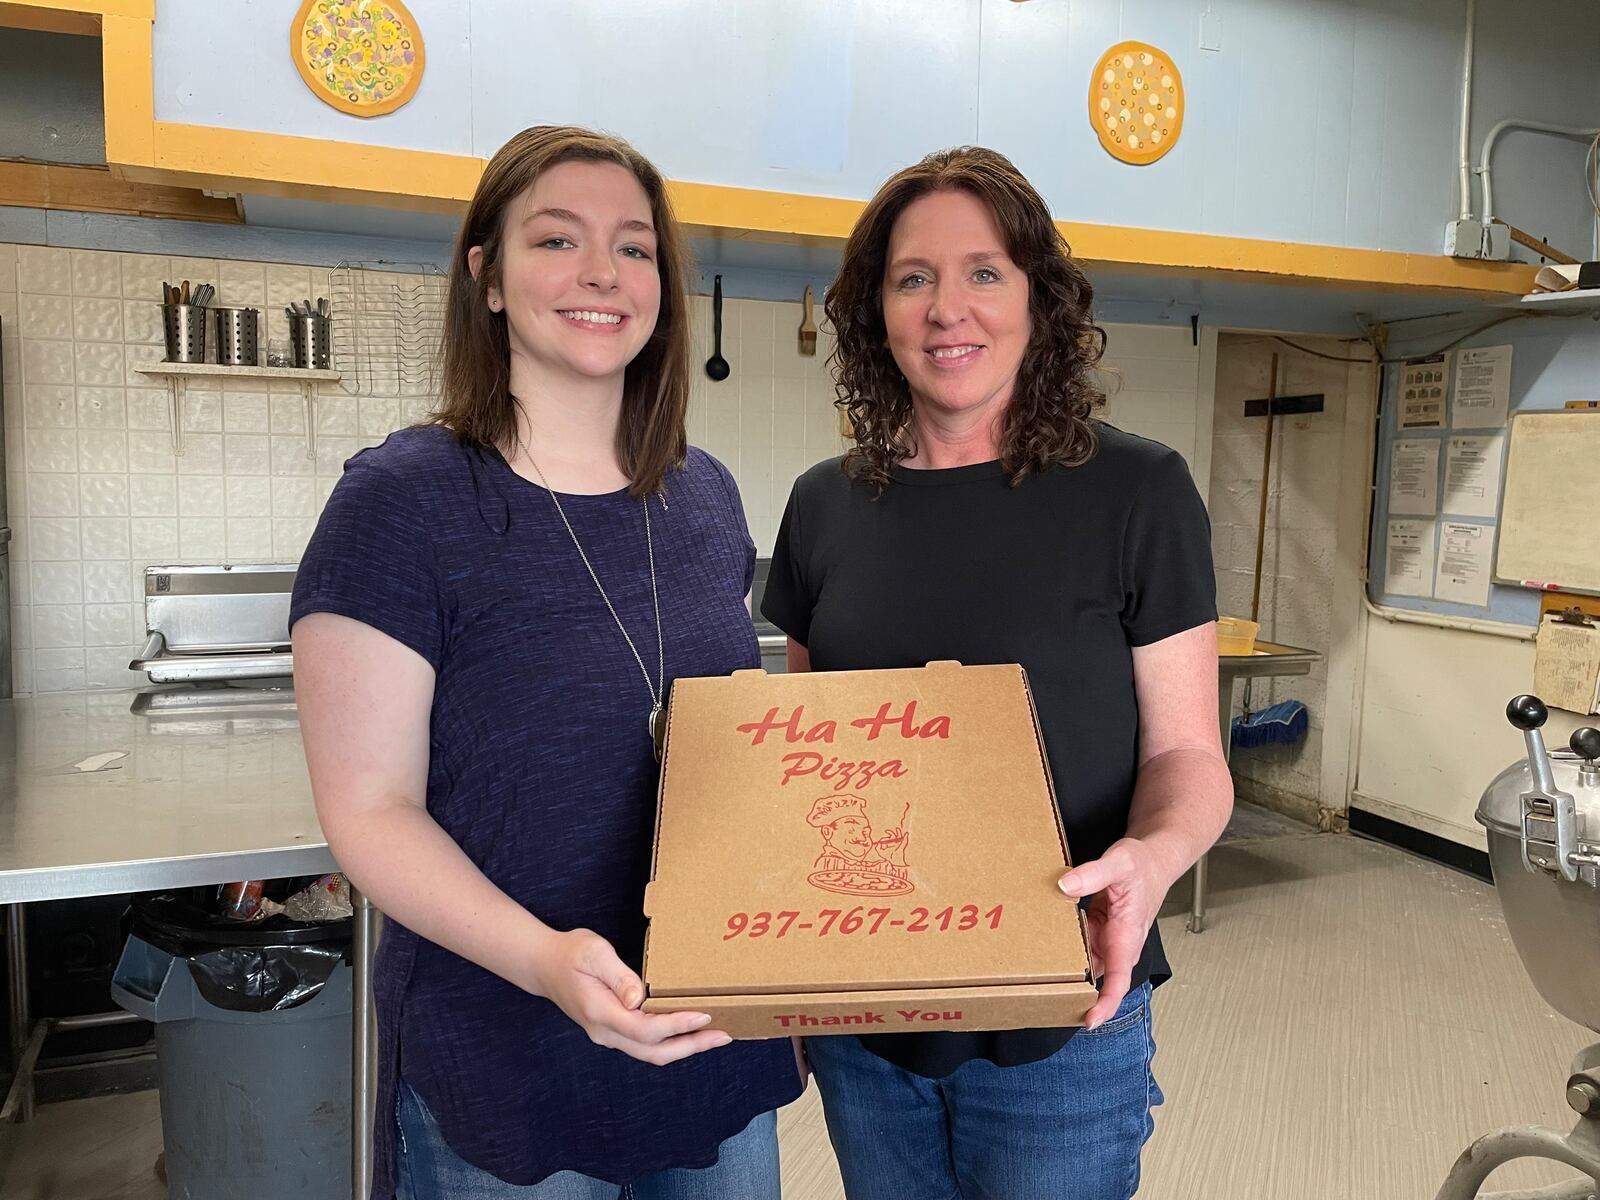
[{"x1": 326, "y1": 260, "x2": 448, "y2": 397}]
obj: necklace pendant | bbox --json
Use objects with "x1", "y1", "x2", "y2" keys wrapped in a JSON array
[{"x1": 649, "y1": 703, "x2": 666, "y2": 760}]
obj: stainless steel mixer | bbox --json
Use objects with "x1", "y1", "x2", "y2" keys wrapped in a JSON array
[{"x1": 1436, "y1": 695, "x2": 1600, "y2": 1200}]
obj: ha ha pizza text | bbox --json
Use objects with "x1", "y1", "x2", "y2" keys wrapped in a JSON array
[{"x1": 735, "y1": 698, "x2": 951, "y2": 790}]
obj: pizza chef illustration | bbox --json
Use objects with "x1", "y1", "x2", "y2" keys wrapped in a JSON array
[{"x1": 805, "y1": 794, "x2": 914, "y2": 896}]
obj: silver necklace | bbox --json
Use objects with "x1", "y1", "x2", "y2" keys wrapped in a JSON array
[{"x1": 514, "y1": 433, "x2": 667, "y2": 759}]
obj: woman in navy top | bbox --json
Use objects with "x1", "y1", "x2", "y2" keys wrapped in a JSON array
[{"x1": 291, "y1": 127, "x2": 803, "y2": 1199}]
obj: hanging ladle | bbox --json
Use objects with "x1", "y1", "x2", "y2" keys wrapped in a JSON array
[{"x1": 705, "y1": 274, "x2": 730, "y2": 382}]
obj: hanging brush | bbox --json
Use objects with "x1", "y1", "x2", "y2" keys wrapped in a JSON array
[{"x1": 798, "y1": 285, "x2": 818, "y2": 357}]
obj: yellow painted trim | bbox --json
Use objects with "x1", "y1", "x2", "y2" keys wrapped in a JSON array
[
  {"x1": 121, "y1": 121, "x2": 480, "y2": 214},
  {"x1": 1060, "y1": 225, "x2": 1538, "y2": 296},
  {"x1": 101, "y1": 13, "x2": 153, "y2": 168},
  {"x1": 675, "y1": 180, "x2": 1539, "y2": 297},
  {"x1": 0, "y1": 0, "x2": 149, "y2": 18},
  {"x1": 84, "y1": 5, "x2": 1536, "y2": 302},
  {"x1": 667, "y1": 180, "x2": 864, "y2": 242}
]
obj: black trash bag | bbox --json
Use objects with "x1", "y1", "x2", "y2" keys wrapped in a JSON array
[
  {"x1": 184, "y1": 942, "x2": 345, "y2": 1013},
  {"x1": 130, "y1": 891, "x2": 352, "y2": 1014}
]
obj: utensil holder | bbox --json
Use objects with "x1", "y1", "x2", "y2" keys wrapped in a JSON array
[
  {"x1": 212, "y1": 307, "x2": 260, "y2": 367},
  {"x1": 288, "y1": 314, "x2": 332, "y2": 370},
  {"x1": 161, "y1": 305, "x2": 207, "y2": 363}
]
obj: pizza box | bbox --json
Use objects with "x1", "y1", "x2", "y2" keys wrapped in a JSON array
[{"x1": 641, "y1": 661, "x2": 1096, "y2": 1039}]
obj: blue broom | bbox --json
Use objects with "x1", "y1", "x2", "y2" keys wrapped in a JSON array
[{"x1": 1231, "y1": 698, "x2": 1309, "y2": 749}]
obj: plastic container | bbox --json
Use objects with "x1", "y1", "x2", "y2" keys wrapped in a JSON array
[
  {"x1": 1216, "y1": 616, "x2": 1261, "y2": 656},
  {"x1": 110, "y1": 893, "x2": 352, "y2": 1200}
]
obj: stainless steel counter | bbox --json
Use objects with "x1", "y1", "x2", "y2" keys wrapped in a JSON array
[
  {"x1": 0, "y1": 687, "x2": 332, "y2": 905},
  {"x1": 1188, "y1": 639, "x2": 1324, "y2": 933},
  {"x1": 0, "y1": 686, "x2": 377, "y2": 1200}
]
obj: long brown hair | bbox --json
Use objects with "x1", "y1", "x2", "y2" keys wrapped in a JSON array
[
  {"x1": 433, "y1": 126, "x2": 692, "y2": 496},
  {"x1": 826, "y1": 145, "x2": 1106, "y2": 489}
]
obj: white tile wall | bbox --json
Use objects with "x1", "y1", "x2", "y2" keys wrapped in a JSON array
[
  {"x1": 1, "y1": 244, "x2": 1208, "y2": 697},
  {"x1": 685, "y1": 295, "x2": 848, "y2": 554},
  {"x1": 0, "y1": 246, "x2": 434, "y2": 696},
  {"x1": 1095, "y1": 323, "x2": 1203, "y2": 472}
]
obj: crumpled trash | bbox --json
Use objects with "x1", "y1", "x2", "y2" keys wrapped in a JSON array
[
  {"x1": 220, "y1": 873, "x2": 351, "y2": 923},
  {"x1": 220, "y1": 880, "x2": 281, "y2": 922},
  {"x1": 282, "y1": 873, "x2": 353, "y2": 923}
]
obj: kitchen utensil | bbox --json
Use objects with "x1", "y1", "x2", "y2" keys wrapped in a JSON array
[
  {"x1": 798, "y1": 285, "x2": 818, "y2": 357},
  {"x1": 163, "y1": 281, "x2": 174, "y2": 305},
  {"x1": 212, "y1": 307, "x2": 260, "y2": 366},
  {"x1": 705, "y1": 275, "x2": 730, "y2": 382},
  {"x1": 179, "y1": 280, "x2": 190, "y2": 306},
  {"x1": 192, "y1": 284, "x2": 214, "y2": 308}
]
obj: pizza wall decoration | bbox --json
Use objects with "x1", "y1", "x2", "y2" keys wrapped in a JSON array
[
  {"x1": 292, "y1": 0, "x2": 426, "y2": 118},
  {"x1": 1089, "y1": 41, "x2": 1183, "y2": 165}
]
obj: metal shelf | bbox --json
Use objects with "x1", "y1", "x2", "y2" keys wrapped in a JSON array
[
  {"x1": 1515, "y1": 289, "x2": 1600, "y2": 314},
  {"x1": 133, "y1": 363, "x2": 338, "y2": 458},
  {"x1": 133, "y1": 362, "x2": 340, "y2": 383}
]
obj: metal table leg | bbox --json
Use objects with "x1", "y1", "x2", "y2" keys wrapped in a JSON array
[
  {"x1": 1189, "y1": 671, "x2": 1237, "y2": 934},
  {"x1": 5, "y1": 905, "x2": 31, "y2": 1122},
  {"x1": 351, "y1": 885, "x2": 378, "y2": 1200}
]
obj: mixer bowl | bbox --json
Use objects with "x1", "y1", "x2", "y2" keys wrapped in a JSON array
[{"x1": 1477, "y1": 756, "x2": 1600, "y2": 1034}]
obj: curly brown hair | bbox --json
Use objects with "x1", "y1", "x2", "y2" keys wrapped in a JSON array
[{"x1": 826, "y1": 145, "x2": 1106, "y2": 488}]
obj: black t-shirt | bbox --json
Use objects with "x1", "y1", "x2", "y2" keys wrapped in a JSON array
[{"x1": 760, "y1": 423, "x2": 1217, "y2": 1078}]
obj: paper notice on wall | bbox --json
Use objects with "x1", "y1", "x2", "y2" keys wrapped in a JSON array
[
  {"x1": 1389, "y1": 438, "x2": 1441, "y2": 515},
  {"x1": 1533, "y1": 616, "x2": 1600, "y2": 716},
  {"x1": 1441, "y1": 434, "x2": 1505, "y2": 518},
  {"x1": 1452, "y1": 344, "x2": 1512, "y2": 428},
  {"x1": 1432, "y1": 521, "x2": 1493, "y2": 606},
  {"x1": 1399, "y1": 352, "x2": 1449, "y2": 429},
  {"x1": 1385, "y1": 519, "x2": 1435, "y2": 597}
]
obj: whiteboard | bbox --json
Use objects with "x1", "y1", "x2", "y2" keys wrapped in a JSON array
[{"x1": 1494, "y1": 411, "x2": 1600, "y2": 595}]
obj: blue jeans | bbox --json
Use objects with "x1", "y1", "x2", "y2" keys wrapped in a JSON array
[
  {"x1": 804, "y1": 983, "x2": 1162, "y2": 1200},
  {"x1": 394, "y1": 1078, "x2": 781, "y2": 1200}
]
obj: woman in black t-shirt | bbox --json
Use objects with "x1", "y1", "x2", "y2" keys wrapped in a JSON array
[{"x1": 761, "y1": 146, "x2": 1232, "y2": 1200}]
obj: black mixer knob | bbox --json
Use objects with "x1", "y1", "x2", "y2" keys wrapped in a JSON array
[
  {"x1": 1571, "y1": 727, "x2": 1600, "y2": 763},
  {"x1": 1508, "y1": 695, "x2": 1549, "y2": 731}
]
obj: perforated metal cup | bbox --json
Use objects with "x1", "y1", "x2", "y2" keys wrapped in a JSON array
[
  {"x1": 212, "y1": 307, "x2": 260, "y2": 367},
  {"x1": 161, "y1": 305, "x2": 207, "y2": 363},
  {"x1": 288, "y1": 314, "x2": 332, "y2": 370}
]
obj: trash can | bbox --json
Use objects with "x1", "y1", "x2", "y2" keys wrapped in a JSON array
[{"x1": 111, "y1": 892, "x2": 352, "y2": 1200}]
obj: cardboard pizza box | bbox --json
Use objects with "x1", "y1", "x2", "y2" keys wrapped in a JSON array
[{"x1": 641, "y1": 661, "x2": 1096, "y2": 1039}]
